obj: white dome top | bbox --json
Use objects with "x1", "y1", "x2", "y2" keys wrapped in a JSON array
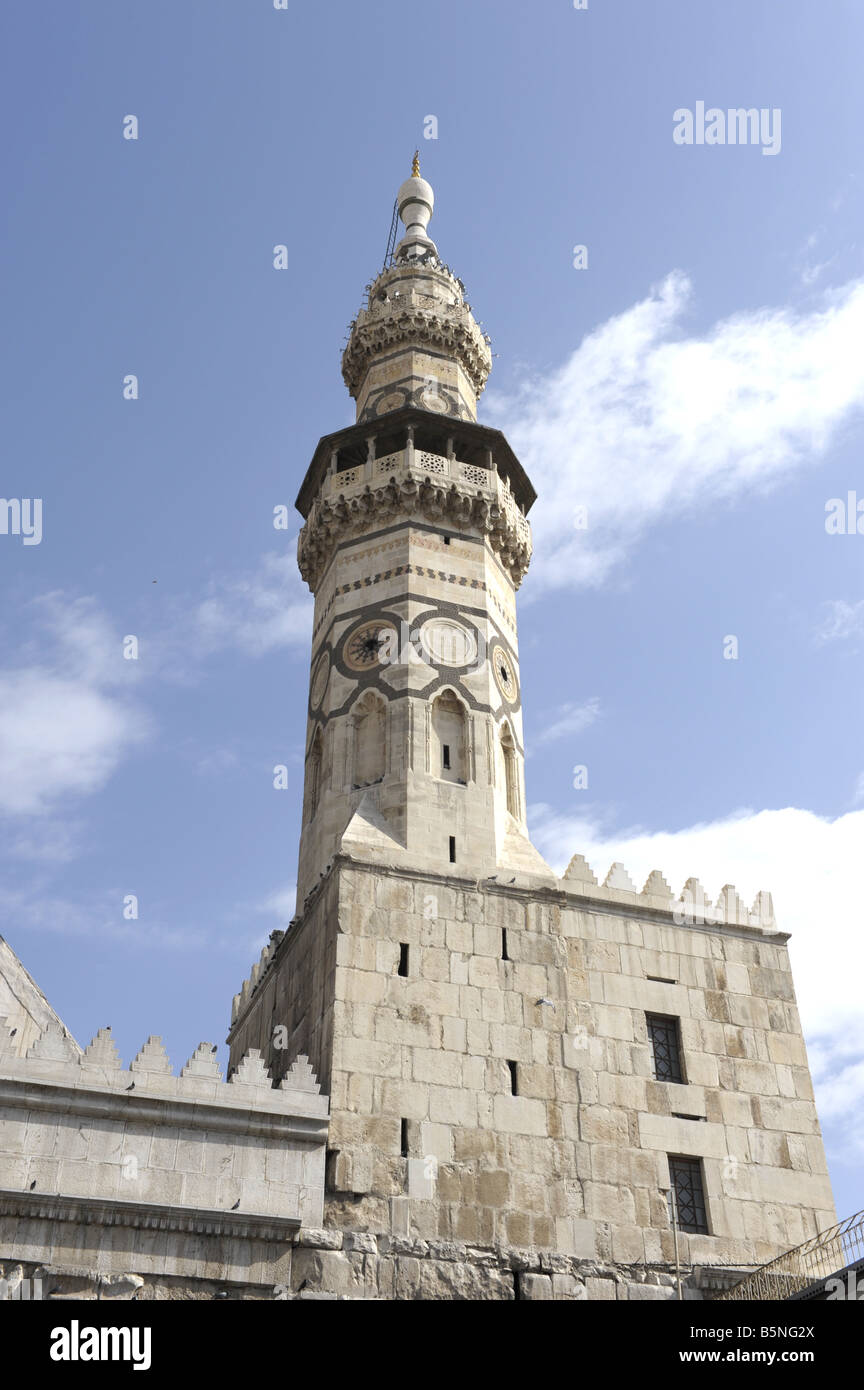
[{"x1": 395, "y1": 157, "x2": 437, "y2": 259}]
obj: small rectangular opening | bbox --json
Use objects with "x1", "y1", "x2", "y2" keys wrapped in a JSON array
[
  {"x1": 507, "y1": 1060, "x2": 518, "y2": 1095},
  {"x1": 647, "y1": 1012, "x2": 686, "y2": 1084},
  {"x1": 398, "y1": 943, "x2": 409, "y2": 977},
  {"x1": 400, "y1": 1118, "x2": 409, "y2": 1157},
  {"x1": 444, "y1": 536, "x2": 451, "y2": 546},
  {"x1": 667, "y1": 1155, "x2": 709, "y2": 1234},
  {"x1": 501, "y1": 928, "x2": 509, "y2": 961},
  {"x1": 672, "y1": 1113, "x2": 705, "y2": 1122},
  {"x1": 448, "y1": 836, "x2": 456, "y2": 863},
  {"x1": 442, "y1": 744, "x2": 451, "y2": 770},
  {"x1": 647, "y1": 975, "x2": 677, "y2": 984}
]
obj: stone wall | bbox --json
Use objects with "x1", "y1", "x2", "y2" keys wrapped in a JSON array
[
  {"x1": 229, "y1": 850, "x2": 835, "y2": 1292},
  {"x1": 0, "y1": 1021, "x2": 328, "y2": 1295}
]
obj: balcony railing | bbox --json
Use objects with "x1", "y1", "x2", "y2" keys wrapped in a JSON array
[
  {"x1": 324, "y1": 447, "x2": 530, "y2": 544},
  {"x1": 716, "y1": 1209, "x2": 864, "y2": 1301}
]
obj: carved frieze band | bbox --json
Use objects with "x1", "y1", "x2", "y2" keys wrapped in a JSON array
[
  {"x1": 342, "y1": 303, "x2": 492, "y2": 399},
  {"x1": 298, "y1": 476, "x2": 533, "y2": 592}
]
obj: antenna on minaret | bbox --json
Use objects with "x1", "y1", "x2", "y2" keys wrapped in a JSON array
[
  {"x1": 384, "y1": 154, "x2": 421, "y2": 269},
  {"x1": 383, "y1": 197, "x2": 399, "y2": 270}
]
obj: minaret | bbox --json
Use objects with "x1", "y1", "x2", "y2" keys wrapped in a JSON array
[
  {"x1": 228, "y1": 166, "x2": 836, "y2": 1274},
  {"x1": 294, "y1": 159, "x2": 551, "y2": 905}
]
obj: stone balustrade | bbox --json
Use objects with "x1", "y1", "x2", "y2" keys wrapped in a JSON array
[{"x1": 323, "y1": 447, "x2": 531, "y2": 548}]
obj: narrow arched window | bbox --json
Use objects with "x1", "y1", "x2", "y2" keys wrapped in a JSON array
[
  {"x1": 352, "y1": 691, "x2": 386, "y2": 787},
  {"x1": 307, "y1": 726, "x2": 323, "y2": 821},
  {"x1": 501, "y1": 722, "x2": 519, "y2": 819},
  {"x1": 432, "y1": 689, "x2": 467, "y2": 783}
]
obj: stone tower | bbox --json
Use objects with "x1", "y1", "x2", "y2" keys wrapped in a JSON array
[
  {"x1": 293, "y1": 157, "x2": 546, "y2": 907},
  {"x1": 228, "y1": 164, "x2": 835, "y2": 1299}
]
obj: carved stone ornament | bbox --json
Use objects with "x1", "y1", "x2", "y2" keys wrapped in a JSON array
[{"x1": 297, "y1": 471, "x2": 533, "y2": 593}]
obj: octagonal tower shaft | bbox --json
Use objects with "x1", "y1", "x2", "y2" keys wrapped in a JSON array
[{"x1": 293, "y1": 166, "x2": 549, "y2": 908}]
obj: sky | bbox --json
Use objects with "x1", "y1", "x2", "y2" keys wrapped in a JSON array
[{"x1": 1, "y1": 1, "x2": 862, "y2": 1222}]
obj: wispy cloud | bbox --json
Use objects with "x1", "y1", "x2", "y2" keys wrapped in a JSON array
[
  {"x1": 0, "y1": 595, "x2": 148, "y2": 819},
  {"x1": 488, "y1": 272, "x2": 864, "y2": 592},
  {"x1": 255, "y1": 885, "x2": 297, "y2": 926},
  {"x1": 816, "y1": 598, "x2": 864, "y2": 644},
  {"x1": 0, "y1": 542, "x2": 312, "y2": 832},
  {"x1": 194, "y1": 549, "x2": 312, "y2": 657},
  {"x1": 530, "y1": 697, "x2": 601, "y2": 749}
]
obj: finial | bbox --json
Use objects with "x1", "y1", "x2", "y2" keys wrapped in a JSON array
[{"x1": 395, "y1": 158, "x2": 437, "y2": 261}]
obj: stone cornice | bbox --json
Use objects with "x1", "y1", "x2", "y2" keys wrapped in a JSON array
[
  {"x1": 342, "y1": 296, "x2": 492, "y2": 399},
  {"x1": 0, "y1": 1074, "x2": 328, "y2": 1145},
  {"x1": 294, "y1": 407, "x2": 536, "y2": 520},
  {"x1": 298, "y1": 467, "x2": 533, "y2": 593},
  {"x1": 0, "y1": 1187, "x2": 301, "y2": 1241},
  {"x1": 329, "y1": 854, "x2": 787, "y2": 942}
]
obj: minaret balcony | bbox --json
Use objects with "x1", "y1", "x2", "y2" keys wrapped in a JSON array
[{"x1": 322, "y1": 447, "x2": 531, "y2": 549}]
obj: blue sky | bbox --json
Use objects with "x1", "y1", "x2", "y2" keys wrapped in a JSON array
[{"x1": 1, "y1": 1, "x2": 862, "y2": 1221}]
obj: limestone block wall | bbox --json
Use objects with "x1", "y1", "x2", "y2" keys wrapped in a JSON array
[
  {"x1": 229, "y1": 871, "x2": 339, "y2": 1093},
  {"x1": 229, "y1": 852, "x2": 834, "y2": 1279},
  {"x1": 0, "y1": 1022, "x2": 328, "y2": 1292}
]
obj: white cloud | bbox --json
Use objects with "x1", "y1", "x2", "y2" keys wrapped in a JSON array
[
  {"x1": 816, "y1": 598, "x2": 864, "y2": 644},
  {"x1": 488, "y1": 273, "x2": 864, "y2": 592},
  {"x1": 529, "y1": 802, "x2": 864, "y2": 1157},
  {"x1": 801, "y1": 258, "x2": 835, "y2": 288},
  {"x1": 194, "y1": 549, "x2": 312, "y2": 656},
  {"x1": 256, "y1": 885, "x2": 297, "y2": 926},
  {"x1": 0, "y1": 550, "x2": 312, "y2": 827},
  {"x1": 0, "y1": 596, "x2": 147, "y2": 818},
  {"x1": 530, "y1": 697, "x2": 601, "y2": 749},
  {"x1": 193, "y1": 748, "x2": 241, "y2": 777}
]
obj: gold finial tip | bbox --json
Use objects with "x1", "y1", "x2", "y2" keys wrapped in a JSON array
[{"x1": 411, "y1": 150, "x2": 420, "y2": 178}]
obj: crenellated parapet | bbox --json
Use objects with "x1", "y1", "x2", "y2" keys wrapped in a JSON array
[
  {"x1": 561, "y1": 853, "x2": 778, "y2": 933},
  {"x1": 0, "y1": 1020, "x2": 324, "y2": 1113},
  {"x1": 0, "y1": 1015, "x2": 329, "y2": 1293},
  {"x1": 232, "y1": 933, "x2": 283, "y2": 1026}
]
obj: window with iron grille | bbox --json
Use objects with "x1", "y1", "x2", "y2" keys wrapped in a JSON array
[
  {"x1": 646, "y1": 1012, "x2": 685, "y2": 1084},
  {"x1": 667, "y1": 1156, "x2": 709, "y2": 1234}
]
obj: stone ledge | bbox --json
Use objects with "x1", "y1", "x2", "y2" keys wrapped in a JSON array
[
  {"x1": 0, "y1": 1075, "x2": 329, "y2": 1144},
  {"x1": 0, "y1": 1188, "x2": 301, "y2": 1241}
]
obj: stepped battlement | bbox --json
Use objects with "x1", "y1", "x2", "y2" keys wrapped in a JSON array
[
  {"x1": 561, "y1": 854, "x2": 777, "y2": 933},
  {"x1": 0, "y1": 1020, "x2": 325, "y2": 1117}
]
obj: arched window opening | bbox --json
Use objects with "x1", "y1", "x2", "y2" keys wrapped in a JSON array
[
  {"x1": 501, "y1": 722, "x2": 519, "y2": 819},
  {"x1": 352, "y1": 691, "x2": 386, "y2": 788},
  {"x1": 432, "y1": 690, "x2": 467, "y2": 784}
]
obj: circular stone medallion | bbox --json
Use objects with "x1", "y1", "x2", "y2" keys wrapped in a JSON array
[
  {"x1": 419, "y1": 618, "x2": 477, "y2": 668},
  {"x1": 343, "y1": 620, "x2": 399, "y2": 672},
  {"x1": 491, "y1": 644, "x2": 518, "y2": 701}
]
